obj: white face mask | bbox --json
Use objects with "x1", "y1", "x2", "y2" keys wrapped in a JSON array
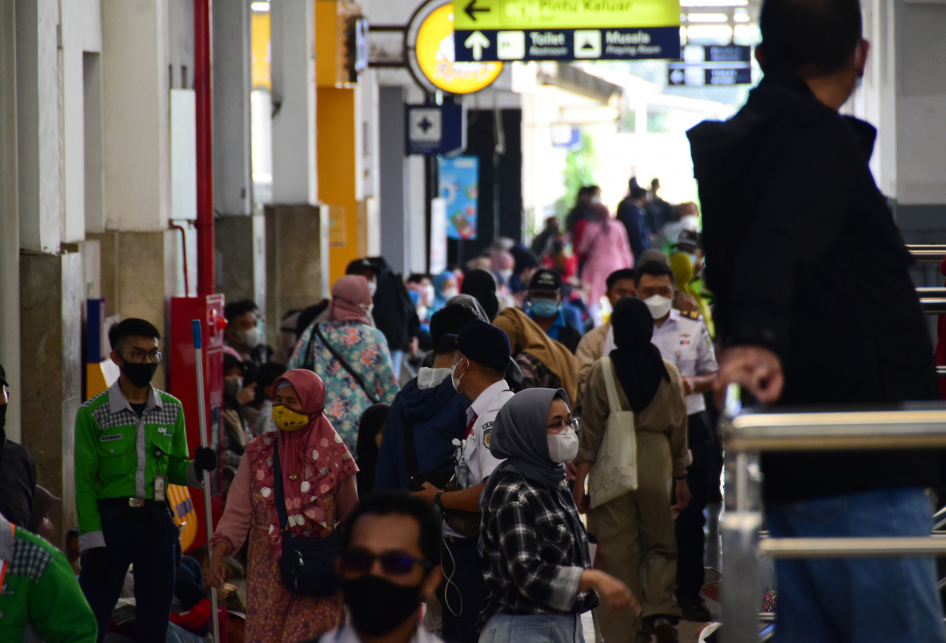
[
  {"x1": 643, "y1": 295, "x2": 672, "y2": 320},
  {"x1": 547, "y1": 426, "x2": 579, "y2": 463},
  {"x1": 423, "y1": 285, "x2": 435, "y2": 305},
  {"x1": 451, "y1": 357, "x2": 467, "y2": 392},
  {"x1": 367, "y1": 279, "x2": 377, "y2": 298},
  {"x1": 232, "y1": 326, "x2": 260, "y2": 348},
  {"x1": 442, "y1": 287, "x2": 459, "y2": 300}
]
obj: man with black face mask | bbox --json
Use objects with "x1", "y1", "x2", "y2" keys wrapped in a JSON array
[
  {"x1": 0, "y1": 361, "x2": 38, "y2": 529},
  {"x1": 312, "y1": 490, "x2": 444, "y2": 643},
  {"x1": 74, "y1": 318, "x2": 218, "y2": 643}
]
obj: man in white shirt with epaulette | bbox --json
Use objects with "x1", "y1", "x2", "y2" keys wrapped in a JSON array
[
  {"x1": 635, "y1": 260, "x2": 718, "y2": 623},
  {"x1": 414, "y1": 320, "x2": 514, "y2": 643}
]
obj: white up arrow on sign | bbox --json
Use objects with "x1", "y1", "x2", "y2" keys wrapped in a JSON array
[
  {"x1": 464, "y1": 31, "x2": 490, "y2": 61},
  {"x1": 670, "y1": 69, "x2": 685, "y2": 84}
]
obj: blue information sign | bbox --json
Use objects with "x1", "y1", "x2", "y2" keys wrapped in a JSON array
[
  {"x1": 454, "y1": 27, "x2": 680, "y2": 62},
  {"x1": 438, "y1": 156, "x2": 479, "y2": 240}
]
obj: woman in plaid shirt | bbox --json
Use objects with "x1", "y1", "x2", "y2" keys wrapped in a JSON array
[{"x1": 478, "y1": 388, "x2": 639, "y2": 642}]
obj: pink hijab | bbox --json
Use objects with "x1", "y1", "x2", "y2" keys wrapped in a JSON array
[
  {"x1": 327, "y1": 275, "x2": 372, "y2": 324},
  {"x1": 245, "y1": 369, "x2": 357, "y2": 549}
]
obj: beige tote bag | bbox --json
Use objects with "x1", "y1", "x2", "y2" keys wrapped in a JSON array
[{"x1": 589, "y1": 358, "x2": 639, "y2": 508}]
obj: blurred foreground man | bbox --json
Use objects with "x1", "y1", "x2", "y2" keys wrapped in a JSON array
[
  {"x1": 688, "y1": 0, "x2": 946, "y2": 640},
  {"x1": 315, "y1": 491, "x2": 443, "y2": 643}
]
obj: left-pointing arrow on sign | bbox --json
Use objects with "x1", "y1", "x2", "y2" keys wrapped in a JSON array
[
  {"x1": 464, "y1": 31, "x2": 490, "y2": 61},
  {"x1": 464, "y1": 0, "x2": 491, "y2": 21}
]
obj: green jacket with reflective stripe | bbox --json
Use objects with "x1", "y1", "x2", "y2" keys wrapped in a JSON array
[{"x1": 73, "y1": 381, "x2": 199, "y2": 550}]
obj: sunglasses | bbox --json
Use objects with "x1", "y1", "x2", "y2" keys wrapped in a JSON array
[{"x1": 340, "y1": 550, "x2": 432, "y2": 576}]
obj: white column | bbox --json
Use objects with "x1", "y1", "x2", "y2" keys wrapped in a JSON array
[
  {"x1": 101, "y1": 0, "x2": 170, "y2": 231},
  {"x1": 270, "y1": 0, "x2": 317, "y2": 205},
  {"x1": 213, "y1": 0, "x2": 252, "y2": 215},
  {"x1": 0, "y1": 0, "x2": 21, "y2": 441},
  {"x1": 16, "y1": 0, "x2": 62, "y2": 252}
]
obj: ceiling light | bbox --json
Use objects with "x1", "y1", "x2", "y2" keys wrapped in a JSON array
[
  {"x1": 251, "y1": 1, "x2": 270, "y2": 12},
  {"x1": 686, "y1": 25, "x2": 734, "y2": 40},
  {"x1": 681, "y1": 0, "x2": 748, "y2": 6},
  {"x1": 687, "y1": 13, "x2": 729, "y2": 22}
]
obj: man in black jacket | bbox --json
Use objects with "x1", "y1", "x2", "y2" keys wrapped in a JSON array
[{"x1": 687, "y1": 0, "x2": 946, "y2": 639}]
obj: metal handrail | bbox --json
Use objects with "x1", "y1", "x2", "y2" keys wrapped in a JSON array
[
  {"x1": 720, "y1": 395, "x2": 946, "y2": 643},
  {"x1": 907, "y1": 245, "x2": 946, "y2": 263}
]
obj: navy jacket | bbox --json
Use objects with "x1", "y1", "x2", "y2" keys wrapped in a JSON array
[{"x1": 375, "y1": 372, "x2": 470, "y2": 490}]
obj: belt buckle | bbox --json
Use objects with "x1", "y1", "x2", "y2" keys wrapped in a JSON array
[{"x1": 128, "y1": 498, "x2": 145, "y2": 508}]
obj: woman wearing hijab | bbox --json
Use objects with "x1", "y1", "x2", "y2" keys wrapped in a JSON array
[
  {"x1": 460, "y1": 269, "x2": 501, "y2": 321},
  {"x1": 576, "y1": 203, "x2": 633, "y2": 324},
  {"x1": 288, "y1": 275, "x2": 399, "y2": 451},
  {"x1": 209, "y1": 369, "x2": 359, "y2": 643},
  {"x1": 492, "y1": 307, "x2": 580, "y2": 405},
  {"x1": 479, "y1": 388, "x2": 638, "y2": 643},
  {"x1": 430, "y1": 270, "x2": 459, "y2": 316},
  {"x1": 572, "y1": 297, "x2": 689, "y2": 643},
  {"x1": 354, "y1": 403, "x2": 389, "y2": 497}
]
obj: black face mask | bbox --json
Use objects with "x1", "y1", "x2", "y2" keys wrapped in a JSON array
[
  {"x1": 343, "y1": 575, "x2": 424, "y2": 636},
  {"x1": 122, "y1": 362, "x2": 158, "y2": 389},
  {"x1": 0, "y1": 404, "x2": 6, "y2": 447}
]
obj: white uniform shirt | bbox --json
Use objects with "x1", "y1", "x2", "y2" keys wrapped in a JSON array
[
  {"x1": 444, "y1": 379, "x2": 514, "y2": 539},
  {"x1": 650, "y1": 309, "x2": 718, "y2": 415}
]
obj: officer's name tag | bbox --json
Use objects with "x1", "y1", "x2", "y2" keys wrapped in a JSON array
[
  {"x1": 100, "y1": 434, "x2": 123, "y2": 442},
  {"x1": 154, "y1": 475, "x2": 166, "y2": 502}
]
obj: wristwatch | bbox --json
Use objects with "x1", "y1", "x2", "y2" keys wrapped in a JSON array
[{"x1": 433, "y1": 489, "x2": 445, "y2": 511}]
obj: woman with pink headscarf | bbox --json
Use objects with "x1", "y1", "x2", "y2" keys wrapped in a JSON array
[
  {"x1": 577, "y1": 203, "x2": 634, "y2": 323},
  {"x1": 287, "y1": 275, "x2": 399, "y2": 451},
  {"x1": 209, "y1": 369, "x2": 359, "y2": 643}
]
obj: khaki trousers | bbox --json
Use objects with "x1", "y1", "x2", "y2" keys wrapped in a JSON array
[{"x1": 588, "y1": 432, "x2": 682, "y2": 643}]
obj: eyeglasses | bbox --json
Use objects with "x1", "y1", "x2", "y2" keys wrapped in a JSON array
[
  {"x1": 340, "y1": 550, "x2": 432, "y2": 576},
  {"x1": 546, "y1": 418, "x2": 578, "y2": 432},
  {"x1": 122, "y1": 350, "x2": 164, "y2": 365}
]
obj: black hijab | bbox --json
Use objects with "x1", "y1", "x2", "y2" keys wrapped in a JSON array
[
  {"x1": 460, "y1": 270, "x2": 500, "y2": 321},
  {"x1": 609, "y1": 297, "x2": 670, "y2": 413},
  {"x1": 355, "y1": 403, "x2": 390, "y2": 497}
]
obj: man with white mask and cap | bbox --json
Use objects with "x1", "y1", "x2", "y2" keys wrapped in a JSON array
[{"x1": 633, "y1": 260, "x2": 718, "y2": 623}]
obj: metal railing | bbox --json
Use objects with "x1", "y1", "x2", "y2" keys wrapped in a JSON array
[
  {"x1": 720, "y1": 391, "x2": 946, "y2": 643},
  {"x1": 917, "y1": 287, "x2": 946, "y2": 314},
  {"x1": 908, "y1": 245, "x2": 946, "y2": 264}
]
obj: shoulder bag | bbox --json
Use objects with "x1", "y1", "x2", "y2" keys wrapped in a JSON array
[
  {"x1": 313, "y1": 323, "x2": 380, "y2": 405},
  {"x1": 272, "y1": 436, "x2": 345, "y2": 596},
  {"x1": 403, "y1": 413, "x2": 480, "y2": 539},
  {"x1": 588, "y1": 357, "x2": 639, "y2": 509}
]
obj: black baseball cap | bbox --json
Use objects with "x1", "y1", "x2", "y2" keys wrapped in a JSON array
[
  {"x1": 440, "y1": 320, "x2": 510, "y2": 372},
  {"x1": 674, "y1": 230, "x2": 700, "y2": 253},
  {"x1": 527, "y1": 269, "x2": 563, "y2": 293}
]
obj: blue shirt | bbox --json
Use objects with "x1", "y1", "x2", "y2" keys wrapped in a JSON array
[{"x1": 528, "y1": 309, "x2": 568, "y2": 342}]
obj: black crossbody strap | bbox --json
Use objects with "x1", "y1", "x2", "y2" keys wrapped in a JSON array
[
  {"x1": 313, "y1": 324, "x2": 381, "y2": 405},
  {"x1": 272, "y1": 437, "x2": 290, "y2": 534}
]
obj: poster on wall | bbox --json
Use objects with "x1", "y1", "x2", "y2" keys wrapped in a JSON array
[{"x1": 438, "y1": 156, "x2": 479, "y2": 240}]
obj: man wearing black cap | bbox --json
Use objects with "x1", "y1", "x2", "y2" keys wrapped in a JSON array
[
  {"x1": 413, "y1": 320, "x2": 514, "y2": 643},
  {"x1": 0, "y1": 362, "x2": 38, "y2": 528},
  {"x1": 525, "y1": 269, "x2": 583, "y2": 354}
]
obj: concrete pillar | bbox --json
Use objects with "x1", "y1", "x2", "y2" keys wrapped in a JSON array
[
  {"x1": 264, "y1": 204, "x2": 329, "y2": 345},
  {"x1": 0, "y1": 0, "x2": 21, "y2": 442},
  {"x1": 215, "y1": 213, "x2": 266, "y2": 307},
  {"x1": 379, "y1": 85, "x2": 409, "y2": 275},
  {"x1": 20, "y1": 250, "x2": 84, "y2": 543},
  {"x1": 271, "y1": 0, "x2": 317, "y2": 205},
  {"x1": 99, "y1": 0, "x2": 176, "y2": 366}
]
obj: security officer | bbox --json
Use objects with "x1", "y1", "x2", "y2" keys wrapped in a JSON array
[
  {"x1": 525, "y1": 269, "x2": 583, "y2": 354},
  {"x1": 74, "y1": 318, "x2": 217, "y2": 643},
  {"x1": 413, "y1": 320, "x2": 514, "y2": 643},
  {"x1": 634, "y1": 261, "x2": 718, "y2": 622}
]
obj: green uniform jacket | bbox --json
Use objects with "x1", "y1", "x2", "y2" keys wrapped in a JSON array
[
  {"x1": 74, "y1": 381, "x2": 201, "y2": 551},
  {"x1": 0, "y1": 514, "x2": 97, "y2": 643}
]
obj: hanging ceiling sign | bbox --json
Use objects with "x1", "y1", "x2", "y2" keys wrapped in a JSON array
[
  {"x1": 452, "y1": 0, "x2": 681, "y2": 62},
  {"x1": 408, "y1": 1, "x2": 504, "y2": 94}
]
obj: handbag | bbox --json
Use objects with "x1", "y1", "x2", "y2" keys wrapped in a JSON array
[
  {"x1": 588, "y1": 357, "x2": 639, "y2": 509},
  {"x1": 313, "y1": 324, "x2": 381, "y2": 405},
  {"x1": 403, "y1": 412, "x2": 480, "y2": 539},
  {"x1": 272, "y1": 436, "x2": 345, "y2": 596}
]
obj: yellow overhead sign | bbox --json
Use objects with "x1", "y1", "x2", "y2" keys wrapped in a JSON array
[
  {"x1": 415, "y1": 4, "x2": 504, "y2": 94},
  {"x1": 453, "y1": 0, "x2": 680, "y2": 30}
]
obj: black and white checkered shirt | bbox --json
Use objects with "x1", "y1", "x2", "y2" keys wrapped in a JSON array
[{"x1": 477, "y1": 472, "x2": 599, "y2": 630}]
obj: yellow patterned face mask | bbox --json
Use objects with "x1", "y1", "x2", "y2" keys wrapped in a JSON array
[{"x1": 272, "y1": 405, "x2": 310, "y2": 432}]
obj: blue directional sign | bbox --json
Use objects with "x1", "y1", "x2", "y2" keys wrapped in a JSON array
[
  {"x1": 406, "y1": 103, "x2": 466, "y2": 156},
  {"x1": 668, "y1": 66, "x2": 753, "y2": 86},
  {"x1": 454, "y1": 27, "x2": 681, "y2": 62}
]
